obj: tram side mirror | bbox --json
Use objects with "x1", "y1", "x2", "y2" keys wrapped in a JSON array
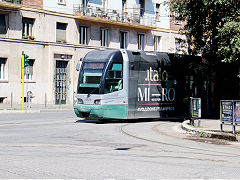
[{"x1": 76, "y1": 63, "x2": 80, "y2": 71}]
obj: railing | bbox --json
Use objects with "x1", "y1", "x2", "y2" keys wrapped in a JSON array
[
  {"x1": 0, "y1": 0, "x2": 22, "y2": 4},
  {"x1": 73, "y1": 4, "x2": 156, "y2": 27}
]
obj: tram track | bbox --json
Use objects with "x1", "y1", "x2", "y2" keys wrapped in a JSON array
[{"x1": 120, "y1": 122, "x2": 240, "y2": 159}]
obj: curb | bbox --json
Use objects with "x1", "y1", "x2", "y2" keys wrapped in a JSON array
[
  {"x1": 181, "y1": 120, "x2": 237, "y2": 141},
  {"x1": 0, "y1": 108, "x2": 74, "y2": 114},
  {"x1": 0, "y1": 110, "x2": 41, "y2": 114}
]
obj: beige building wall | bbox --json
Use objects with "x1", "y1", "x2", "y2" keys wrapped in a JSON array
[{"x1": 0, "y1": 6, "x2": 186, "y2": 106}]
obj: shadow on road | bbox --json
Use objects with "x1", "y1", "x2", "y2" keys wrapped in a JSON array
[{"x1": 75, "y1": 118, "x2": 183, "y2": 124}]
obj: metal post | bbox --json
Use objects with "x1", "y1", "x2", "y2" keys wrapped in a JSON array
[
  {"x1": 206, "y1": 76, "x2": 209, "y2": 118},
  {"x1": 233, "y1": 124, "x2": 236, "y2": 136},
  {"x1": 197, "y1": 119, "x2": 201, "y2": 127},
  {"x1": 233, "y1": 101, "x2": 236, "y2": 136},
  {"x1": 45, "y1": 93, "x2": 47, "y2": 108},
  {"x1": 59, "y1": 92, "x2": 62, "y2": 108},
  {"x1": 21, "y1": 51, "x2": 25, "y2": 110},
  {"x1": 11, "y1": 92, "x2": 13, "y2": 108},
  {"x1": 220, "y1": 101, "x2": 223, "y2": 132},
  {"x1": 28, "y1": 92, "x2": 31, "y2": 108}
]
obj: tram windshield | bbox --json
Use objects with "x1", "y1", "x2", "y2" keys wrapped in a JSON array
[{"x1": 77, "y1": 62, "x2": 105, "y2": 94}]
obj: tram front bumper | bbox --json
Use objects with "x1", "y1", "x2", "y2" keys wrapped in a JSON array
[
  {"x1": 74, "y1": 104, "x2": 128, "y2": 119},
  {"x1": 74, "y1": 104, "x2": 103, "y2": 119}
]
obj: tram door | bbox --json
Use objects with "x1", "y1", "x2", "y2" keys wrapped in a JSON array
[{"x1": 55, "y1": 60, "x2": 69, "y2": 104}]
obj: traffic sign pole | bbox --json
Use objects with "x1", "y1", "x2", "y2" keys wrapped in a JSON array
[{"x1": 22, "y1": 51, "x2": 25, "y2": 110}]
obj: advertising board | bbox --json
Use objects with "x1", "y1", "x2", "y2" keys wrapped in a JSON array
[
  {"x1": 220, "y1": 101, "x2": 233, "y2": 122},
  {"x1": 234, "y1": 101, "x2": 240, "y2": 123},
  {"x1": 190, "y1": 98, "x2": 201, "y2": 118}
]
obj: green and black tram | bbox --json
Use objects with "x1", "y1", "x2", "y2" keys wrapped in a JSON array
[{"x1": 74, "y1": 49, "x2": 201, "y2": 120}]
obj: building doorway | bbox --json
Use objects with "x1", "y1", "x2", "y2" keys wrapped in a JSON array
[{"x1": 55, "y1": 60, "x2": 69, "y2": 104}]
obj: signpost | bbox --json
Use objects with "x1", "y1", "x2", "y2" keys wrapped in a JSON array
[
  {"x1": 220, "y1": 100, "x2": 240, "y2": 135},
  {"x1": 190, "y1": 97, "x2": 201, "y2": 126},
  {"x1": 21, "y1": 52, "x2": 25, "y2": 110},
  {"x1": 21, "y1": 51, "x2": 29, "y2": 110}
]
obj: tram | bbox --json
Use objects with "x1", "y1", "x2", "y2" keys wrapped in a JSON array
[{"x1": 74, "y1": 49, "x2": 201, "y2": 120}]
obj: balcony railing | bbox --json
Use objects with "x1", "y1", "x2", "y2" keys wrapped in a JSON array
[
  {"x1": 0, "y1": 0, "x2": 22, "y2": 4},
  {"x1": 73, "y1": 4, "x2": 156, "y2": 27}
]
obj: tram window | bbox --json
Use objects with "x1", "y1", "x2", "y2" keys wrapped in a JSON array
[
  {"x1": 104, "y1": 63, "x2": 123, "y2": 93},
  {"x1": 79, "y1": 62, "x2": 105, "y2": 88}
]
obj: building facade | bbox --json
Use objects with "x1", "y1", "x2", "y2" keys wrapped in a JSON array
[{"x1": 0, "y1": 0, "x2": 187, "y2": 106}]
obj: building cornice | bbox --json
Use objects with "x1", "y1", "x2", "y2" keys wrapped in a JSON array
[
  {"x1": 0, "y1": 1, "x2": 21, "y2": 10},
  {"x1": 153, "y1": 28, "x2": 183, "y2": 34},
  {"x1": 1, "y1": 4, "x2": 184, "y2": 34}
]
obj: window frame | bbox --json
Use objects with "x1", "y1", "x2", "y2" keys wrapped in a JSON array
[
  {"x1": 79, "y1": 25, "x2": 89, "y2": 45},
  {"x1": 22, "y1": 17, "x2": 35, "y2": 39},
  {"x1": 122, "y1": 0, "x2": 127, "y2": 10},
  {"x1": 174, "y1": 12, "x2": 182, "y2": 25},
  {"x1": 82, "y1": 0, "x2": 89, "y2": 9},
  {"x1": 175, "y1": 38, "x2": 182, "y2": 52},
  {"x1": 0, "y1": 14, "x2": 8, "y2": 36},
  {"x1": 120, "y1": 31, "x2": 128, "y2": 49},
  {"x1": 175, "y1": 38, "x2": 187, "y2": 53},
  {"x1": 138, "y1": 33, "x2": 145, "y2": 50},
  {"x1": 100, "y1": 28, "x2": 109, "y2": 47},
  {"x1": 0, "y1": 58, "x2": 7, "y2": 80},
  {"x1": 154, "y1": 36, "x2": 161, "y2": 51},
  {"x1": 155, "y1": 3, "x2": 161, "y2": 21},
  {"x1": 139, "y1": 0, "x2": 145, "y2": 17},
  {"x1": 24, "y1": 59, "x2": 34, "y2": 80},
  {"x1": 56, "y1": 22, "x2": 67, "y2": 43},
  {"x1": 21, "y1": 59, "x2": 34, "y2": 81}
]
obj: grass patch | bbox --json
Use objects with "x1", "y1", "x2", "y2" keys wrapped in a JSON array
[{"x1": 200, "y1": 131, "x2": 205, "y2": 137}]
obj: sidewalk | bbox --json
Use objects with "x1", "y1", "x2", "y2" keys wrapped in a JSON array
[
  {"x1": 181, "y1": 119, "x2": 239, "y2": 141},
  {"x1": 0, "y1": 103, "x2": 74, "y2": 114}
]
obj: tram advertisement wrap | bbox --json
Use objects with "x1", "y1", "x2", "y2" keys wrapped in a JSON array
[{"x1": 136, "y1": 66, "x2": 175, "y2": 116}]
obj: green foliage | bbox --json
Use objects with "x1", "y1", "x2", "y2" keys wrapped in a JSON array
[
  {"x1": 200, "y1": 131, "x2": 205, "y2": 137},
  {"x1": 217, "y1": 21, "x2": 240, "y2": 63},
  {"x1": 166, "y1": 0, "x2": 240, "y2": 64}
]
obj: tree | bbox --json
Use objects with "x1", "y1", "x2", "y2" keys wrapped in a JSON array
[
  {"x1": 217, "y1": 21, "x2": 240, "y2": 63},
  {"x1": 167, "y1": 0, "x2": 240, "y2": 63}
]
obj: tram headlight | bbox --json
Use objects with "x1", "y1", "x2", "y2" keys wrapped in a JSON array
[
  {"x1": 94, "y1": 99, "x2": 101, "y2": 105},
  {"x1": 77, "y1": 98, "x2": 83, "y2": 104}
]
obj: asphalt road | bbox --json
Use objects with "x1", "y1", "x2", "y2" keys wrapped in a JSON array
[{"x1": 0, "y1": 110, "x2": 240, "y2": 179}]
